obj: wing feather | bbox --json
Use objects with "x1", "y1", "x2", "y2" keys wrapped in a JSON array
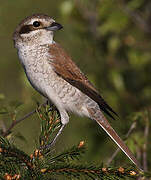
[{"x1": 48, "y1": 43, "x2": 118, "y2": 119}]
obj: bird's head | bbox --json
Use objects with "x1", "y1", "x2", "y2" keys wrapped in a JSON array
[{"x1": 13, "y1": 14, "x2": 63, "y2": 48}]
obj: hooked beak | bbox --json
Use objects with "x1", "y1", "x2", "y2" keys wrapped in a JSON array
[{"x1": 46, "y1": 22, "x2": 63, "y2": 31}]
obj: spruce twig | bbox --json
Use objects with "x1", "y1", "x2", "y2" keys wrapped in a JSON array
[
  {"x1": 2, "y1": 102, "x2": 46, "y2": 137},
  {"x1": 0, "y1": 104, "x2": 150, "y2": 179}
]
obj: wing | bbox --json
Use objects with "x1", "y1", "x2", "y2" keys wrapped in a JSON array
[{"x1": 48, "y1": 43, "x2": 118, "y2": 119}]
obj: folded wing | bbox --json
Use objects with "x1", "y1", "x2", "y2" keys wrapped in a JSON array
[{"x1": 48, "y1": 43, "x2": 117, "y2": 119}]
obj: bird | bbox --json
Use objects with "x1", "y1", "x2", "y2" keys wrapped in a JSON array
[{"x1": 13, "y1": 14, "x2": 142, "y2": 170}]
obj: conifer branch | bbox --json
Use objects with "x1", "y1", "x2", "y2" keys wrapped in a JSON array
[
  {"x1": 2, "y1": 102, "x2": 46, "y2": 137},
  {"x1": 0, "y1": 104, "x2": 150, "y2": 179}
]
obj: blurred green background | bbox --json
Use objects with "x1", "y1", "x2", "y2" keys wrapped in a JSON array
[{"x1": 0, "y1": 0, "x2": 151, "y2": 169}]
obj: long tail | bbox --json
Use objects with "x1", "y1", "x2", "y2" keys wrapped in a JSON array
[{"x1": 87, "y1": 108, "x2": 143, "y2": 171}]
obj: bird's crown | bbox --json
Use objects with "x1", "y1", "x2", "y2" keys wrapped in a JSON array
[{"x1": 13, "y1": 14, "x2": 63, "y2": 48}]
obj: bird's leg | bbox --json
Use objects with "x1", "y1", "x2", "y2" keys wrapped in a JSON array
[
  {"x1": 50, "y1": 110, "x2": 69, "y2": 146},
  {"x1": 40, "y1": 110, "x2": 69, "y2": 149},
  {"x1": 49, "y1": 124, "x2": 65, "y2": 146}
]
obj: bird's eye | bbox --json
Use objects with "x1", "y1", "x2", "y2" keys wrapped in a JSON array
[{"x1": 33, "y1": 21, "x2": 40, "y2": 27}]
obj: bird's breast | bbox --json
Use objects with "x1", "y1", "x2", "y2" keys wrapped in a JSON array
[{"x1": 18, "y1": 46, "x2": 87, "y2": 114}]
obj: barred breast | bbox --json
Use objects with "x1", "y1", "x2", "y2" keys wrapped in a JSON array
[{"x1": 18, "y1": 45, "x2": 88, "y2": 115}]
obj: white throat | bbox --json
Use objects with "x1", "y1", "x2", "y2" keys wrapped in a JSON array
[{"x1": 17, "y1": 29, "x2": 54, "y2": 50}]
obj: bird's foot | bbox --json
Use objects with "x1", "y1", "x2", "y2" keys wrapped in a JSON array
[{"x1": 39, "y1": 124, "x2": 65, "y2": 150}]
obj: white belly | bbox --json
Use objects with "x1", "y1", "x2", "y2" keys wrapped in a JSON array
[
  {"x1": 18, "y1": 48, "x2": 89, "y2": 117},
  {"x1": 23, "y1": 60, "x2": 84, "y2": 112}
]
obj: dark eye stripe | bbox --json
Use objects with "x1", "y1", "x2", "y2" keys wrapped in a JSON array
[{"x1": 19, "y1": 25, "x2": 33, "y2": 34}]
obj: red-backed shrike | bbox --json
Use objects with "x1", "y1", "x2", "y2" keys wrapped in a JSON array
[{"x1": 13, "y1": 14, "x2": 142, "y2": 170}]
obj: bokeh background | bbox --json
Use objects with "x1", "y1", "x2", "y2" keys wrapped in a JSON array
[{"x1": 0, "y1": 0, "x2": 151, "y2": 169}]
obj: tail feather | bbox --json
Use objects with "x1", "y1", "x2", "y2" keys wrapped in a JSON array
[{"x1": 88, "y1": 108, "x2": 143, "y2": 171}]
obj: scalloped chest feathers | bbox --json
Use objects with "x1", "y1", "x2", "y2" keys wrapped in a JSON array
[{"x1": 17, "y1": 44, "x2": 87, "y2": 114}]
